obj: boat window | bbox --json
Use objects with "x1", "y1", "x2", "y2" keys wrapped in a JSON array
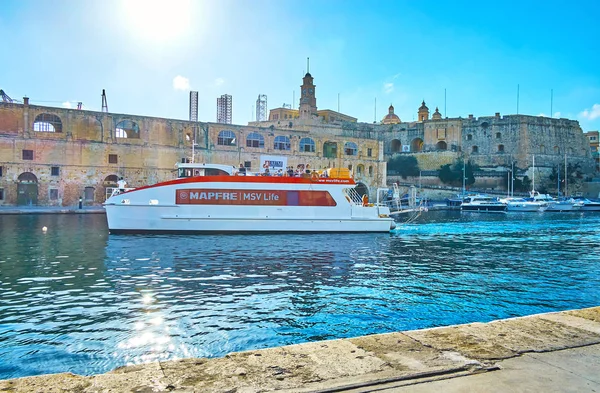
[{"x1": 205, "y1": 168, "x2": 230, "y2": 176}]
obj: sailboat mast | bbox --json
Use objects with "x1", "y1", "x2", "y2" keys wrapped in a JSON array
[
  {"x1": 532, "y1": 155, "x2": 535, "y2": 194},
  {"x1": 557, "y1": 163, "x2": 560, "y2": 196},
  {"x1": 462, "y1": 161, "x2": 466, "y2": 195},
  {"x1": 564, "y1": 153, "x2": 568, "y2": 197}
]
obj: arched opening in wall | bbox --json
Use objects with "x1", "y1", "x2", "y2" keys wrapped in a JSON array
[
  {"x1": 33, "y1": 114, "x2": 62, "y2": 132},
  {"x1": 104, "y1": 175, "x2": 118, "y2": 200},
  {"x1": 246, "y1": 132, "x2": 264, "y2": 148},
  {"x1": 390, "y1": 139, "x2": 401, "y2": 153},
  {"x1": 344, "y1": 142, "x2": 358, "y2": 156},
  {"x1": 357, "y1": 164, "x2": 364, "y2": 176},
  {"x1": 274, "y1": 135, "x2": 290, "y2": 150},
  {"x1": 540, "y1": 144, "x2": 546, "y2": 154},
  {"x1": 217, "y1": 130, "x2": 236, "y2": 146},
  {"x1": 323, "y1": 141, "x2": 337, "y2": 158},
  {"x1": 115, "y1": 120, "x2": 140, "y2": 139},
  {"x1": 554, "y1": 145, "x2": 560, "y2": 154},
  {"x1": 410, "y1": 138, "x2": 423, "y2": 152},
  {"x1": 17, "y1": 172, "x2": 38, "y2": 206},
  {"x1": 348, "y1": 164, "x2": 353, "y2": 173},
  {"x1": 466, "y1": 134, "x2": 473, "y2": 141},
  {"x1": 299, "y1": 137, "x2": 315, "y2": 153},
  {"x1": 498, "y1": 144, "x2": 505, "y2": 153},
  {"x1": 436, "y1": 141, "x2": 447, "y2": 150},
  {"x1": 481, "y1": 122, "x2": 489, "y2": 129},
  {"x1": 354, "y1": 182, "x2": 369, "y2": 199},
  {"x1": 369, "y1": 166, "x2": 373, "y2": 177},
  {"x1": 472, "y1": 146, "x2": 478, "y2": 154},
  {"x1": 568, "y1": 147, "x2": 574, "y2": 155}
]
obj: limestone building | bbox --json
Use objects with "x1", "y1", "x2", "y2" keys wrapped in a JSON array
[{"x1": 0, "y1": 95, "x2": 384, "y2": 206}]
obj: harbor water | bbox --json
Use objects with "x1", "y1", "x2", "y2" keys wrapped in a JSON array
[{"x1": 1, "y1": 211, "x2": 600, "y2": 380}]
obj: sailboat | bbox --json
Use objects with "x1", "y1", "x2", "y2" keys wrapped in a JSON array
[
  {"x1": 506, "y1": 155, "x2": 547, "y2": 212},
  {"x1": 543, "y1": 154, "x2": 583, "y2": 212}
]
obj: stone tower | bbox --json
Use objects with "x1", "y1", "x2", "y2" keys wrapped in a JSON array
[
  {"x1": 418, "y1": 100, "x2": 429, "y2": 122},
  {"x1": 432, "y1": 107, "x2": 442, "y2": 120},
  {"x1": 299, "y1": 58, "x2": 317, "y2": 119}
]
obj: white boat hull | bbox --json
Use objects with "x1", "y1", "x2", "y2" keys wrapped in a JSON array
[
  {"x1": 506, "y1": 202, "x2": 545, "y2": 212},
  {"x1": 104, "y1": 177, "x2": 395, "y2": 233}
]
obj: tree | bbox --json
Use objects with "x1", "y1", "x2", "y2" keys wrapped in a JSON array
[
  {"x1": 438, "y1": 159, "x2": 478, "y2": 187},
  {"x1": 546, "y1": 162, "x2": 584, "y2": 195},
  {"x1": 387, "y1": 155, "x2": 420, "y2": 178}
]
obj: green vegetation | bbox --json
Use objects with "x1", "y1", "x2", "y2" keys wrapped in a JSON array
[
  {"x1": 545, "y1": 162, "x2": 584, "y2": 195},
  {"x1": 438, "y1": 159, "x2": 477, "y2": 187},
  {"x1": 387, "y1": 155, "x2": 420, "y2": 178}
]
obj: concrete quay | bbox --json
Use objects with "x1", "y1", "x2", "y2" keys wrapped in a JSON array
[
  {"x1": 1, "y1": 306, "x2": 599, "y2": 392},
  {"x1": 0, "y1": 205, "x2": 105, "y2": 214}
]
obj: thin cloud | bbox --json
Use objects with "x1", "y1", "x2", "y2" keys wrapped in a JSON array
[
  {"x1": 62, "y1": 101, "x2": 72, "y2": 109},
  {"x1": 553, "y1": 111, "x2": 561, "y2": 118},
  {"x1": 383, "y1": 83, "x2": 394, "y2": 94},
  {"x1": 173, "y1": 75, "x2": 190, "y2": 91},
  {"x1": 579, "y1": 104, "x2": 600, "y2": 120},
  {"x1": 214, "y1": 78, "x2": 225, "y2": 87}
]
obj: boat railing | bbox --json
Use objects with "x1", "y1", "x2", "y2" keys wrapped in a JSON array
[
  {"x1": 108, "y1": 187, "x2": 135, "y2": 199},
  {"x1": 343, "y1": 188, "x2": 363, "y2": 205}
]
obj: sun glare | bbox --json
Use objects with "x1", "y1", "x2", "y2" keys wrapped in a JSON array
[{"x1": 122, "y1": 0, "x2": 193, "y2": 43}]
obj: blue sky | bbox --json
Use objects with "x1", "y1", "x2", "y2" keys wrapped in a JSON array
[{"x1": 1, "y1": 0, "x2": 599, "y2": 131}]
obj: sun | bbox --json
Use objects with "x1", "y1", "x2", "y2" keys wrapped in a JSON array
[{"x1": 121, "y1": 0, "x2": 193, "y2": 43}]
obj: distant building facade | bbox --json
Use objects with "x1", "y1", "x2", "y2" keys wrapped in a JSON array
[{"x1": 216, "y1": 94, "x2": 232, "y2": 124}]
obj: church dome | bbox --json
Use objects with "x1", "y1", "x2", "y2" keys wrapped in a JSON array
[
  {"x1": 382, "y1": 103, "x2": 401, "y2": 124},
  {"x1": 432, "y1": 107, "x2": 442, "y2": 120}
]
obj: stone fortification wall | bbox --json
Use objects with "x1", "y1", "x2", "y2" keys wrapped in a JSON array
[{"x1": 378, "y1": 113, "x2": 594, "y2": 174}]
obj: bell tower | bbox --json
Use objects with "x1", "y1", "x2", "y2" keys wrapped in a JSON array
[{"x1": 299, "y1": 57, "x2": 317, "y2": 119}]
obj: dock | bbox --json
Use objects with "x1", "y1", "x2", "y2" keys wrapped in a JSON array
[{"x1": 2, "y1": 306, "x2": 599, "y2": 392}]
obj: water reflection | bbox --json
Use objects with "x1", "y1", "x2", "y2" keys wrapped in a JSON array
[{"x1": 1, "y1": 213, "x2": 600, "y2": 379}]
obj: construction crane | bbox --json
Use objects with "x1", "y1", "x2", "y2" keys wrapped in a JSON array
[{"x1": 0, "y1": 89, "x2": 14, "y2": 103}]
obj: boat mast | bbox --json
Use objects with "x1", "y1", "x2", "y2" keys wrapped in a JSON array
[
  {"x1": 532, "y1": 155, "x2": 535, "y2": 195},
  {"x1": 557, "y1": 163, "x2": 560, "y2": 197},
  {"x1": 462, "y1": 160, "x2": 466, "y2": 196},
  {"x1": 564, "y1": 153, "x2": 568, "y2": 197}
]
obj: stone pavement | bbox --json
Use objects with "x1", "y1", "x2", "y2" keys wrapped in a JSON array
[{"x1": 1, "y1": 306, "x2": 599, "y2": 392}]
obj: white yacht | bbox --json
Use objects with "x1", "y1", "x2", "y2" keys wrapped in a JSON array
[
  {"x1": 461, "y1": 195, "x2": 506, "y2": 213},
  {"x1": 504, "y1": 198, "x2": 546, "y2": 212}
]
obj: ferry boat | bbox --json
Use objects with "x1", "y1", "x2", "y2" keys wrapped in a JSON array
[
  {"x1": 461, "y1": 194, "x2": 507, "y2": 213},
  {"x1": 103, "y1": 163, "x2": 396, "y2": 233}
]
